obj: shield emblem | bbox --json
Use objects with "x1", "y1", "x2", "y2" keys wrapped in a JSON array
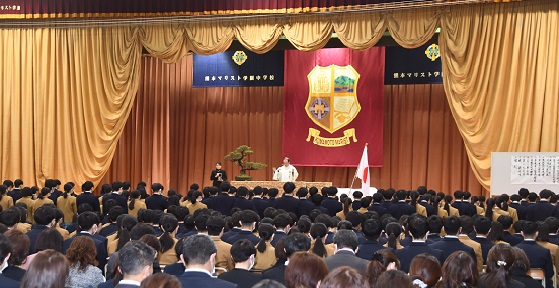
[{"x1": 305, "y1": 65, "x2": 361, "y2": 134}]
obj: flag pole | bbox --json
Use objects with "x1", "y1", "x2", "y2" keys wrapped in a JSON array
[{"x1": 348, "y1": 143, "x2": 368, "y2": 196}]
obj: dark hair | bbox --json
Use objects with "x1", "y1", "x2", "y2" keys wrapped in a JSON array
[
  {"x1": 283, "y1": 182, "x2": 296, "y2": 194},
  {"x1": 130, "y1": 223, "x2": 156, "y2": 240},
  {"x1": 408, "y1": 217, "x2": 429, "y2": 239},
  {"x1": 119, "y1": 241, "x2": 156, "y2": 276},
  {"x1": 181, "y1": 234, "x2": 217, "y2": 266},
  {"x1": 474, "y1": 217, "x2": 491, "y2": 235},
  {"x1": 480, "y1": 244, "x2": 514, "y2": 288},
  {"x1": 427, "y1": 215, "x2": 443, "y2": 234},
  {"x1": 459, "y1": 216, "x2": 474, "y2": 235},
  {"x1": 77, "y1": 211, "x2": 99, "y2": 231},
  {"x1": 522, "y1": 221, "x2": 538, "y2": 238},
  {"x1": 496, "y1": 215, "x2": 513, "y2": 230},
  {"x1": 545, "y1": 217, "x2": 559, "y2": 234},
  {"x1": 108, "y1": 206, "x2": 126, "y2": 222},
  {"x1": 140, "y1": 273, "x2": 181, "y2": 288},
  {"x1": 487, "y1": 221, "x2": 506, "y2": 243},
  {"x1": 285, "y1": 252, "x2": 328, "y2": 288},
  {"x1": 116, "y1": 215, "x2": 138, "y2": 251},
  {"x1": 321, "y1": 266, "x2": 369, "y2": 288},
  {"x1": 409, "y1": 253, "x2": 441, "y2": 287},
  {"x1": 0, "y1": 207, "x2": 21, "y2": 227},
  {"x1": 540, "y1": 189, "x2": 553, "y2": 199},
  {"x1": 376, "y1": 269, "x2": 413, "y2": 288},
  {"x1": 20, "y1": 250, "x2": 69, "y2": 288},
  {"x1": 284, "y1": 232, "x2": 311, "y2": 257},
  {"x1": 309, "y1": 223, "x2": 328, "y2": 258},
  {"x1": 206, "y1": 216, "x2": 225, "y2": 236},
  {"x1": 444, "y1": 195, "x2": 453, "y2": 216},
  {"x1": 366, "y1": 249, "x2": 400, "y2": 284},
  {"x1": 296, "y1": 218, "x2": 312, "y2": 234},
  {"x1": 443, "y1": 216, "x2": 461, "y2": 236},
  {"x1": 385, "y1": 222, "x2": 402, "y2": 249},
  {"x1": 129, "y1": 190, "x2": 141, "y2": 210},
  {"x1": 35, "y1": 228, "x2": 64, "y2": 253},
  {"x1": 253, "y1": 280, "x2": 285, "y2": 288},
  {"x1": 4, "y1": 229, "x2": 30, "y2": 266},
  {"x1": 0, "y1": 233, "x2": 12, "y2": 264},
  {"x1": 66, "y1": 236, "x2": 97, "y2": 271},
  {"x1": 536, "y1": 221, "x2": 551, "y2": 242},
  {"x1": 511, "y1": 247, "x2": 531, "y2": 273},
  {"x1": 437, "y1": 251, "x2": 478, "y2": 288},
  {"x1": 230, "y1": 239, "x2": 256, "y2": 263},
  {"x1": 273, "y1": 214, "x2": 291, "y2": 229},
  {"x1": 159, "y1": 214, "x2": 178, "y2": 253},
  {"x1": 152, "y1": 183, "x2": 164, "y2": 193},
  {"x1": 2, "y1": 180, "x2": 13, "y2": 188},
  {"x1": 361, "y1": 218, "x2": 382, "y2": 240},
  {"x1": 333, "y1": 229, "x2": 358, "y2": 251},
  {"x1": 256, "y1": 223, "x2": 274, "y2": 253},
  {"x1": 34, "y1": 205, "x2": 56, "y2": 226}
]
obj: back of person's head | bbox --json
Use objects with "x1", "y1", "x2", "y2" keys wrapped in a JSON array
[
  {"x1": 481, "y1": 244, "x2": 515, "y2": 288},
  {"x1": 408, "y1": 217, "x2": 429, "y2": 239},
  {"x1": 459, "y1": 216, "x2": 474, "y2": 234},
  {"x1": 345, "y1": 211, "x2": 363, "y2": 228},
  {"x1": 545, "y1": 217, "x2": 559, "y2": 234},
  {"x1": 2, "y1": 180, "x2": 13, "y2": 189},
  {"x1": 518, "y1": 188, "x2": 529, "y2": 198},
  {"x1": 540, "y1": 189, "x2": 553, "y2": 199},
  {"x1": 130, "y1": 223, "x2": 156, "y2": 240},
  {"x1": 140, "y1": 273, "x2": 181, "y2": 288},
  {"x1": 284, "y1": 232, "x2": 311, "y2": 257},
  {"x1": 409, "y1": 253, "x2": 441, "y2": 288},
  {"x1": 527, "y1": 192, "x2": 538, "y2": 202},
  {"x1": 119, "y1": 241, "x2": 156, "y2": 278},
  {"x1": 395, "y1": 190, "x2": 408, "y2": 201},
  {"x1": 439, "y1": 251, "x2": 478, "y2": 288},
  {"x1": 454, "y1": 190, "x2": 464, "y2": 200},
  {"x1": 20, "y1": 249, "x2": 69, "y2": 288},
  {"x1": 333, "y1": 229, "x2": 358, "y2": 251},
  {"x1": 522, "y1": 221, "x2": 538, "y2": 239},
  {"x1": 34, "y1": 205, "x2": 56, "y2": 226},
  {"x1": 474, "y1": 217, "x2": 491, "y2": 235},
  {"x1": 230, "y1": 239, "x2": 256, "y2": 264},
  {"x1": 108, "y1": 206, "x2": 126, "y2": 222},
  {"x1": 295, "y1": 187, "x2": 308, "y2": 198},
  {"x1": 496, "y1": 215, "x2": 513, "y2": 230},
  {"x1": 0, "y1": 233, "x2": 12, "y2": 265},
  {"x1": 66, "y1": 236, "x2": 97, "y2": 270},
  {"x1": 4, "y1": 229, "x2": 29, "y2": 266},
  {"x1": 362, "y1": 218, "x2": 382, "y2": 240},
  {"x1": 81, "y1": 181, "x2": 94, "y2": 192},
  {"x1": 510, "y1": 247, "x2": 531, "y2": 274},
  {"x1": 273, "y1": 213, "x2": 292, "y2": 230},
  {"x1": 286, "y1": 251, "x2": 328, "y2": 288},
  {"x1": 536, "y1": 221, "x2": 551, "y2": 242},
  {"x1": 512, "y1": 220, "x2": 525, "y2": 234},
  {"x1": 320, "y1": 266, "x2": 369, "y2": 288},
  {"x1": 283, "y1": 182, "x2": 296, "y2": 195},
  {"x1": 181, "y1": 234, "x2": 217, "y2": 266},
  {"x1": 36, "y1": 228, "x2": 64, "y2": 253},
  {"x1": 309, "y1": 223, "x2": 329, "y2": 257},
  {"x1": 77, "y1": 211, "x2": 99, "y2": 231},
  {"x1": 152, "y1": 183, "x2": 164, "y2": 193},
  {"x1": 296, "y1": 217, "x2": 312, "y2": 234},
  {"x1": 443, "y1": 216, "x2": 461, "y2": 236},
  {"x1": 0, "y1": 207, "x2": 21, "y2": 227},
  {"x1": 366, "y1": 249, "x2": 400, "y2": 284},
  {"x1": 385, "y1": 222, "x2": 402, "y2": 249},
  {"x1": 159, "y1": 214, "x2": 178, "y2": 253},
  {"x1": 376, "y1": 269, "x2": 413, "y2": 288},
  {"x1": 427, "y1": 215, "x2": 443, "y2": 234},
  {"x1": 240, "y1": 210, "x2": 260, "y2": 226},
  {"x1": 205, "y1": 216, "x2": 225, "y2": 236},
  {"x1": 256, "y1": 223, "x2": 275, "y2": 253},
  {"x1": 253, "y1": 280, "x2": 286, "y2": 288}
]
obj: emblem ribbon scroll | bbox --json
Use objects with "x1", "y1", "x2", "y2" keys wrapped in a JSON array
[{"x1": 306, "y1": 128, "x2": 357, "y2": 147}]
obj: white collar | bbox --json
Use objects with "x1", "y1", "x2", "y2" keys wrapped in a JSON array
[
  {"x1": 184, "y1": 268, "x2": 212, "y2": 276},
  {"x1": 337, "y1": 248, "x2": 355, "y2": 253},
  {"x1": 117, "y1": 280, "x2": 141, "y2": 286}
]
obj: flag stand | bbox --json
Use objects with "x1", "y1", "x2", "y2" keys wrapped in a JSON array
[{"x1": 348, "y1": 143, "x2": 368, "y2": 197}]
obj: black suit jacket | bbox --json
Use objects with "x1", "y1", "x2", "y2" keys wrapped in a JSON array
[
  {"x1": 425, "y1": 234, "x2": 442, "y2": 245},
  {"x1": 114, "y1": 284, "x2": 140, "y2": 288},
  {"x1": 64, "y1": 232, "x2": 108, "y2": 273},
  {"x1": 218, "y1": 268, "x2": 263, "y2": 288},
  {"x1": 210, "y1": 169, "x2": 227, "y2": 188},
  {"x1": 510, "y1": 267, "x2": 545, "y2": 288},
  {"x1": 221, "y1": 227, "x2": 240, "y2": 242},
  {"x1": 509, "y1": 202, "x2": 528, "y2": 220},
  {"x1": 324, "y1": 250, "x2": 370, "y2": 274},
  {"x1": 233, "y1": 197, "x2": 255, "y2": 211},
  {"x1": 0, "y1": 274, "x2": 19, "y2": 288},
  {"x1": 163, "y1": 262, "x2": 185, "y2": 277},
  {"x1": 503, "y1": 231, "x2": 523, "y2": 246},
  {"x1": 356, "y1": 240, "x2": 389, "y2": 260},
  {"x1": 270, "y1": 231, "x2": 287, "y2": 247},
  {"x1": 368, "y1": 203, "x2": 388, "y2": 217},
  {"x1": 177, "y1": 271, "x2": 237, "y2": 288},
  {"x1": 515, "y1": 240, "x2": 554, "y2": 281},
  {"x1": 395, "y1": 242, "x2": 444, "y2": 272},
  {"x1": 145, "y1": 194, "x2": 168, "y2": 211},
  {"x1": 473, "y1": 236, "x2": 494, "y2": 264},
  {"x1": 2, "y1": 265, "x2": 26, "y2": 282},
  {"x1": 321, "y1": 198, "x2": 343, "y2": 217},
  {"x1": 452, "y1": 201, "x2": 477, "y2": 217},
  {"x1": 418, "y1": 201, "x2": 437, "y2": 217},
  {"x1": 429, "y1": 237, "x2": 477, "y2": 264},
  {"x1": 49, "y1": 189, "x2": 63, "y2": 206},
  {"x1": 263, "y1": 263, "x2": 286, "y2": 285},
  {"x1": 251, "y1": 197, "x2": 269, "y2": 218},
  {"x1": 213, "y1": 194, "x2": 237, "y2": 216},
  {"x1": 77, "y1": 192, "x2": 101, "y2": 212},
  {"x1": 274, "y1": 195, "x2": 300, "y2": 215},
  {"x1": 99, "y1": 223, "x2": 118, "y2": 237},
  {"x1": 298, "y1": 198, "x2": 315, "y2": 217},
  {"x1": 526, "y1": 201, "x2": 558, "y2": 222},
  {"x1": 7, "y1": 189, "x2": 22, "y2": 203},
  {"x1": 225, "y1": 230, "x2": 260, "y2": 246},
  {"x1": 389, "y1": 201, "x2": 416, "y2": 220},
  {"x1": 26, "y1": 224, "x2": 50, "y2": 254}
]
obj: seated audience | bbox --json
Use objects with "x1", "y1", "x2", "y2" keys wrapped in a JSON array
[
  {"x1": 176, "y1": 234, "x2": 237, "y2": 288},
  {"x1": 254, "y1": 223, "x2": 276, "y2": 270},
  {"x1": 366, "y1": 249, "x2": 400, "y2": 285},
  {"x1": 225, "y1": 210, "x2": 260, "y2": 245},
  {"x1": 408, "y1": 253, "x2": 441, "y2": 288},
  {"x1": 320, "y1": 266, "x2": 369, "y2": 288},
  {"x1": 140, "y1": 273, "x2": 180, "y2": 288},
  {"x1": 510, "y1": 247, "x2": 545, "y2": 288},
  {"x1": 479, "y1": 244, "x2": 524, "y2": 288},
  {"x1": 309, "y1": 223, "x2": 334, "y2": 258},
  {"x1": 158, "y1": 214, "x2": 179, "y2": 266},
  {"x1": 324, "y1": 229, "x2": 369, "y2": 273},
  {"x1": 218, "y1": 239, "x2": 263, "y2": 288},
  {"x1": 515, "y1": 221, "x2": 554, "y2": 285},
  {"x1": 375, "y1": 269, "x2": 413, "y2": 288},
  {"x1": 263, "y1": 233, "x2": 311, "y2": 285},
  {"x1": 429, "y1": 216, "x2": 476, "y2": 264},
  {"x1": 395, "y1": 216, "x2": 443, "y2": 272},
  {"x1": 65, "y1": 236, "x2": 105, "y2": 288},
  {"x1": 24, "y1": 228, "x2": 64, "y2": 269},
  {"x1": 436, "y1": 251, "x2": 478, "y2": 288},
  {"x1": 285, "y1": 252, "x2": 328, "y2": 288},
  {"x1": 20, "y1": 249, "x2": 69, "y2": 288},
  {"x1": 0, "y1": 234, "x2": 20, "y2": 287},
  {"x1": 114, "y1": 241, "x2": 156, "y2": 288},
  {"x1": 63, "y1": 211, "x2": 108, "y2": 271},
  {"x1": 356, "y1": 218, "x2": 386, "y2": 260},
  {"x1": 3, "y1": 229, "x2": 30, "y2": 281},
  {"x1": 27, "y1": 205, "x2": 56, "y2": 254},
  {"x1": 205, "y1": 215, "x2": 234, "y2": 271}
]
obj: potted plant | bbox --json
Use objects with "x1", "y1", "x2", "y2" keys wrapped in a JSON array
[{"x1": 224, "y1": 145, "x2": 267, "y2": 181}]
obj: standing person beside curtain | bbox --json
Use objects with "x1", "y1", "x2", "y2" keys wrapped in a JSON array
[
  {"x1": 210, "y1": 162, "x2": 228, "y2": 189},
  {"x1": 272, "y1": 157, "x2": 299, "y2": 182}
]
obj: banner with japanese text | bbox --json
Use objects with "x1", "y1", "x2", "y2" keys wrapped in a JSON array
[
  {"x1": 193, "y1": 50, "x2": 284, "y2": 87},
  {"x1": 384, "y1": 43, "x2": 443, "y2": 85},
  {"x1": 283, "y1": 48, "x2": 384, "y2": 167}
]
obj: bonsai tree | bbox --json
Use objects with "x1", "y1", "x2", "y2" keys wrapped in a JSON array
[{"x1": 224, "y1": 145, "x2": 267, "y2": 181}]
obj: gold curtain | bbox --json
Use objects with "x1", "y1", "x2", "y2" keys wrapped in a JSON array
[
  {"x1": 0, "y1": 27, "x2": 141, "y2": 188},
  {"x1": 103, "y1": 55, "x2": 484, "y2": 195},
  {"x1": 439, "y1": 0, "x2": 559, "y2": 190}
]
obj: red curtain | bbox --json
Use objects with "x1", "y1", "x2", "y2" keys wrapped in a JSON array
[{"x1": 102, "y1": 55, "x2": 486, "y2": 196}]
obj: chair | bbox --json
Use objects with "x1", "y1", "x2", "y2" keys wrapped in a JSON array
[
  {"x1": 212, "y1": 267, "x2": 228, "y2": 277},
  {"x1": 528, "y1": 268, "x2": 545, "y2": 287}
]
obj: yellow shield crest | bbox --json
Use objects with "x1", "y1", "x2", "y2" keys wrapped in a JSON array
[{"x1": 305, "y1": 65, "x2": 361, "y2": 134}]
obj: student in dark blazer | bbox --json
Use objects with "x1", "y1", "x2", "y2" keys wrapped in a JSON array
[
  {"x1": 251, "y1": 186, "x2": 269, "y2": 218},
  {"x1": 102, "y1": 182, "x2": 128, "y2": 212},
  {"x1": 418, "y1": 194, "x2": 437, "y2": 217},
  {"x1": 233, "y1": 187, "x2": 256, "y2": 211},
  {"x1": 0, "y1": 234, "x2": 19, "y2": 288},
  {"x1": 177, "y1": 234, "x2": 238, "y2": 288},
  {"x1": 429, "y1": 216, "x2": 477, "y2": 264},
  {"x1": 145, "y1": 183, "x2": 168, "y2": 211},
  {"x1": 218, "y1": 240, "x2": 263, "y2": 288},
  {"x1": 296, "y1": 188, "x2": 316, "y2": 217},
  {"x1": 225, "y1": 210, "x2": 261, "y2": 246},
  {"x1": 499, "y1": 215, "x2": 524, "y2": 246},
  {"x1": 8, "y1": 179, "x2": 23, "y2": 203},
  {"x1": 63, "y1": 212, "x2": 108, "y2": 272},
  {"x1": 472, "y1": 217, "x2": 494, "y2": 264},
  {"x1": 77, "y1": 181, "x2": 101, "y2": 212},
  {"x1": 320, "y1": 187, "x2": 343, "y2": 216},
  {"x1": 514, "y1": 221, "x2": 554, "y2": 286},
  {"x1": 509, "y1": 194, "x2": 528, "y2": 221},
  {"x1": 26, "y1": 205, "x2": 57, "y2": 254},
  {"x1": 356, "y1": 218, "x2": 389, "y2": 260},
  {"x1": 368, "y1": 193, "x2": 388, "y2": 217},
  {"x1": 510, "y1": 247, "x2": 546, "y2": 288},
  {"x1": 213, "y1": 182, "x2": 237, "y2": 216},
  {"x1": 395, "y1": 216, "x2": 444, "y2": 272},
  {"x1": 113, "y1": 241, "x2": 157, "y2": 288},
  {"x1": 323, "y1": 230, "x2": 370, "y2": 274},
  {"x1": 425, "y1": 215, "x2": 444, "y2": 244},
  {"x1": 273, "y1": 182, "x2": 301, "y2": 215},
  {"x1": 389, "y1": 190, "x2": 416, "y2": 220},
  {"x1": 526, "y1": 189, "x2": 558, "y2": 222},
  {"x1": 263, "y1": 233, "x2": 310, "y2": 285},
  {"x1": 270, "y1": 214, "x2": 291, "y2": 247}
]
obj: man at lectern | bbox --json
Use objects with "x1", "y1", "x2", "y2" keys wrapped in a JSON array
[{"x1": 272, "y1": 157, "x2": 299, "y2": 182}]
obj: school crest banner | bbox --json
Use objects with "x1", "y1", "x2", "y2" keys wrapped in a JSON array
[{"x1": 283, "y1": 48, "x2": 384, "y2": 167}]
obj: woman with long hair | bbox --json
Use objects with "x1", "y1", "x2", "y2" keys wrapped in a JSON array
[
  {"x1": 128, "y1": 190, "x2": 146, "y2": 218},
  {"x1": 366, "y1": 249, "x2": 400, "y2": 286},
  {"x1": 309, "y1": 223, "x2": 334, "y2": 258},
  {"x1": 385, "y1": 222, "x2": 403, "y2": 249},
  {"x1": 409, "y1": 253, "x2": 441, "y2": 288},
  {"x1": 285, "y1": 252, "x2": 329, "y2": 288},
  {"x1": 321, "y1": 266, "x2": 369, "y2": 288},
  {"x1": 478, "y1": 244, "x2": 523, "y2": 288},
  {"x1": 65, "y1": 236, "x2": 105, "y2": 288},
  {"x1": 107, "y1": 214, "x2": 138, "y2": 254},
  {"x1": 31, "y1": 187, "x2": 53, "y2": 219},
  {"x1": 20, "y1": 249, "x2": 69, "y2": 288},
  {"x1": 376, "y1": 269, "x2": 413, "y2": 288},
  {"x1": 182, "y1": 191, "x2": 207, "y2": 213},
  {"x1": 158, "y1": 214, "x2": 179, "y2": 266},
  {"x1": 254, "y1": 223, "x2": 276, "y2": 270},
  {"x1": 336, "y1": 197, "x2": 353, "y2": 220},
  {"x1": 0, "y1": 185, "x2": 14, "y2": 211},
  {"x1": 436, "y1": 251, "x2": 478, "y2": 288}
]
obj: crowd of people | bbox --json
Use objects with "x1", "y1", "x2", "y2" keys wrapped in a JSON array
[{"x1": 0, "y1": 178, "x2": 557, "y2": 288}]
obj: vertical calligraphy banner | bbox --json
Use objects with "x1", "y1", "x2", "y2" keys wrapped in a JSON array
[{"x1": 283, "y1": 48, "x2": 385, "y2": 167}]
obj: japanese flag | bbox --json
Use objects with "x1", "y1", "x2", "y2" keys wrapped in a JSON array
[{"x1": 357, "y1": 145, "x2": 370, "y2": 196}]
